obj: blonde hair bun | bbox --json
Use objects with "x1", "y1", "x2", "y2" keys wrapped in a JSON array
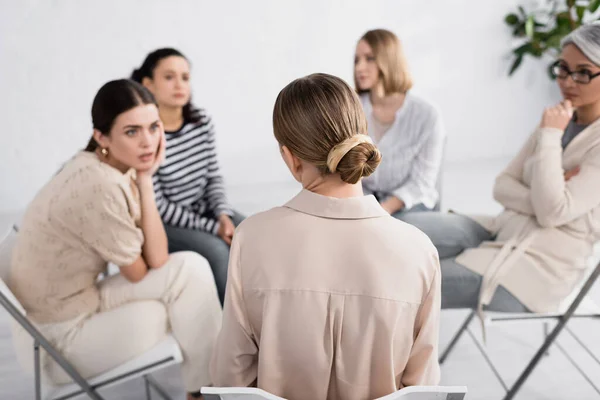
[{"x1": 273, "y1": 73, "x2": 382, "y2": 184}]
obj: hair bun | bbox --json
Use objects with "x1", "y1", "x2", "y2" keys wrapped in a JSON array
[
  {"x1": 327, "y1": 134, "x2": 372, "y2": 172},
  {"x1": 333, "y1": 139, "x2": 381, "y2": 184}
]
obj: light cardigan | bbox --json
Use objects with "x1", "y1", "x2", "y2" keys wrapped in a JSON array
[{"x1": 457, "y1": 120, "x2": 600, "y2": 314}]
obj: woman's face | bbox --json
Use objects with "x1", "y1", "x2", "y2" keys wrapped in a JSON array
[
  {"x1": 556, "y1": 44, "x2": 600, "y2": 108},
  {"x1": 354, "y1": 40, "x2": 380, "y2": 91},
  {"x1": 144, "y1": 56, "x2": 191, "y2": 109},
  {"x1": 94, "y1": 104, "x2": 163, "y2": 172}
]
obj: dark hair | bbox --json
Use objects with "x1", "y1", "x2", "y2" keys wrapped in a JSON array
[
  {"x1": 85, "y1": 79, "x2": 157, "y2": 152},
  {"x1": 131, "y1": 48, "x2": 198, "y2": 123}
]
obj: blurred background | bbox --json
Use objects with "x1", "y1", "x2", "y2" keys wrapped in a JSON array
[
  {"x1": 0, "y1": 0, "x2": 559, "y2": 214},
  {"x1": 4, "y1": 1, "x2": 600, "y2": 399}
]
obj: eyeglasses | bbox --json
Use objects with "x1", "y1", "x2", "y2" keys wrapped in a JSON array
[{"x1": 550, "y1": 61, "x2": 600, "y2": 84}]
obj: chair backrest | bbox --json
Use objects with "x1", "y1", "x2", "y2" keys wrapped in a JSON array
[
  {"x1": 558, "y1": 242, "x2": 600, "y2": 314},
  {"x1": 202, "y1": 387, "x2": 283, "y2": 400},
  {"x1": 202, "y1": 386, "x2": 468, "y2": 400},
  {"x1": 0, "y1": 226, "x2": 16, "y2": 281},
  {"x1": 376, "y1": 385, "x2": 467, "y2": 400},
  {"x1": 0, "y1": 227, "x2": 26, "y2": 315},
  {"x1": 433, "y1": 136, "x2": 447, "y2": 212}
]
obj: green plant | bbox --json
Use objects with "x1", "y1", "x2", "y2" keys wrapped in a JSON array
[{"x1": 504, "y1": 0, "x2": 600, "y2": 76}]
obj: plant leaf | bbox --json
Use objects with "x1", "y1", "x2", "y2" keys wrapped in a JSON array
[
  {"x1": 576, "y1": 5, "x2": 586, "y2": 22},
  {"x1": 546, "y1": 34, "x2": 562, "y2": 49},
  {"x1": 518, "y1": 6, "x2": 526, "y2": 17},
  {"x1": 513, "y1": 22, "x2": 526, "y2": 37},
  {"x1": 509, "y1": 55, "x2": 524, "y2": 76},
  {"x1": 556, "y1": 11, "x2": 572, "y2": 29},
  {"x1": 513, "y1": 42, "x2": 534, "y2": 55},
  {"x1": 590, "y1": 0, "x2": 600, "y2": 13},
  {"x1": 525, "y1": 15, "x2": 535, "y2": 38},
  {"x1": 567, "y1": 0, "x2": 575, "y2": 8},
  {"x1": 531, "y1": 40, "x2": 543, "y2": 57},
  {"x1": 505, "y1": 13, "x2": 520, "y2": 26}
]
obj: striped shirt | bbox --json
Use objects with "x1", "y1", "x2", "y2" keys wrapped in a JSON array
[
  {"x1": 153, "y1": 108, "x2": 232, "y2": 234},
  {"x1": 360, "y1": 93, "x2": 445, "y2": 210}
]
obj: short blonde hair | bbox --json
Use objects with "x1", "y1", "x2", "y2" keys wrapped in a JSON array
[
  {"x1": 273, "y1": 73, "x2": 381, "y2": 184},
  {"x1": 355, "y1": 29, "x2": 413, "y2": 95}
]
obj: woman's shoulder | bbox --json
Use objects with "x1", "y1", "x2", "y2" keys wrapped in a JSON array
[
  {"x1": 55, "y1": 152, "x2": 135, "y2": 204},
  {"x1": 235, "y1": 206, "x2": 290, "y2": 233},
  {"x1": 404, "y1": 92, "x2": 441, "y2": 121},
  {"x1": 186, "y1": 105, "x2": 212, "y2": 126}
]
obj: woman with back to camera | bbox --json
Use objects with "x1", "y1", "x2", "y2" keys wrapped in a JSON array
[
  {"x1": 131, "y1": 48, "x2": 244, "y2": 305},
  {"x1": 402, "y1": 22, "x2": 600, "y2": 317},
  {"x1": 10, "y1": 79, "x2": 221, "y2": 400},
  {"x1": 211, "y1": 73, "x2": 441, "y2": 400},
  {"x1": 354, "y1": 29, "x2": 446, "y2": 218}
]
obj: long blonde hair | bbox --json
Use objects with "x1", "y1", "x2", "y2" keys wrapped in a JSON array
[
  {"x1": 355, "y1": 29, "x2": 413, "y2": 95},
  {"x1": 273, "y1": 73, "x2": 381, "y2": 184}
]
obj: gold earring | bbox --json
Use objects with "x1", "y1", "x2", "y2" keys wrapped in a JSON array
[{"x1": 101, "y1": 148, "x2": 108, "y2": 157}]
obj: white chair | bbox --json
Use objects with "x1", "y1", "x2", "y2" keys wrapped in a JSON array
[
  {"x1": 0, "y1": 225, "x2": 183, "y2": 400},
  {"x1": 201, "y1": 386, "x2": 468, "y2": 400}
]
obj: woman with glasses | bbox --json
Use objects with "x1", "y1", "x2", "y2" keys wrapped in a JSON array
[{"x1": 401, "y1": 22, "x2": 600, "y2": 315}]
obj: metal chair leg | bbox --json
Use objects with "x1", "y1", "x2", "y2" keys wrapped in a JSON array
[
  {"x1": 502, "y1": 261, "x2": 600, "y2": 400},
  {"x1": 34, "y1": 340, "x2": 41, "y2": 400},
  {"x1": 144, "y1": 375, "x2": 172, "y2": 400},
  {"x1": 0, "y1": 292, "x2": 103, "y2": 400},
  {"x1": 144, "y1": 376, "x2": 152, "y2": 400},
  {"x1": 439, "y1": 310, "x2": 475, "y2": 364},
  {"x1": 565, "y1": 326, "x2": 600, "y2": 366},
  {"x1": 465, "y1": 327, "x2": 508, "y2": 392},
  {"x1": 543, "y1": 322, "x2": 550, "y2": 356},
  {"x1": 553, "y1": 337, "x2": 600, "y2": 395}
]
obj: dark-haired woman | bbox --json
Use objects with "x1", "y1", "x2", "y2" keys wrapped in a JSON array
[
  {"x1": 10, "y1": 79, "x2": 221, "y2": 400},
  {"x1": 132, "y1": 48, "x2": 243, "y2": 305}
]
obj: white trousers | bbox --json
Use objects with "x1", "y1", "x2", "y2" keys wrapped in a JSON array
[{"x1": 13, "y1": 251, "x2": 222, "y2": 392}]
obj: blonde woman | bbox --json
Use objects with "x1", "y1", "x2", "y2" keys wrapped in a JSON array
[
  {"x1": 10, "y1": 80, "x2": 221, "y2": 400},
  {"x1": 211, "y1": 73, "x2": 441, "y2": 399},
  {"x1": 354, "y1": 29, "x2": 446, "y2": 217},
  {"x1": 403, "y1": 22, "x2": 600, "y2": 315}
]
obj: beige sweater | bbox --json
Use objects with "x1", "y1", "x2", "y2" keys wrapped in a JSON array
[
  {"x1": 211, "y1": 189, "x2": 441, "y2": 400},
  {"x1": 457, "y1": 121, "x2": 600, "y2": 313},
  {"x1": 10, "y1": 152, "x2": 144, "y2": 324}
]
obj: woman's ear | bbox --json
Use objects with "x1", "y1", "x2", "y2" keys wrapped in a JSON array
[
  {"x1": 280, "y1": 145, "x2": 303, "y2": 181},
  {"x1": 92, "y1": 129, "x2": 109, "y2": 149},
  {"x1": 141, "y1": 76, "x2": 153, "y2": 92}
]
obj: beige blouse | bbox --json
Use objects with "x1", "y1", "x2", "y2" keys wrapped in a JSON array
[
  {"x1": 10, "y1": 151, "x2": 144, "y2": 324},
  {"x1": 458, "y1": 121, "x2": 600, "y2": 314},
  {"x1": 211, "y1": 190, "x2": 441, "y2": 400}
]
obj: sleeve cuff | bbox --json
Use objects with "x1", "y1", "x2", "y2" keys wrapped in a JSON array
[
  {"x1": 211, "y1": 220, "x2": 221, "y2": 235},
  {"x1": 214, "y1": 204, "x2": 234, "y2": 217},
  {"x1": 537, "y1": 128, "x2": 563, "y2": 148},
  {"x1": 392, "y1": 188, "x2": 416, "y2": 211}
]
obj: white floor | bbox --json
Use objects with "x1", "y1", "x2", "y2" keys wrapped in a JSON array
[{"x1": 1, "y1": 157, "x2": 600, "y2": 399}]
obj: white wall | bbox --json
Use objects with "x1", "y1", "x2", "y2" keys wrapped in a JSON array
[{"x1": 0, "y1": 0, "x2": 558, "y2": 213}]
